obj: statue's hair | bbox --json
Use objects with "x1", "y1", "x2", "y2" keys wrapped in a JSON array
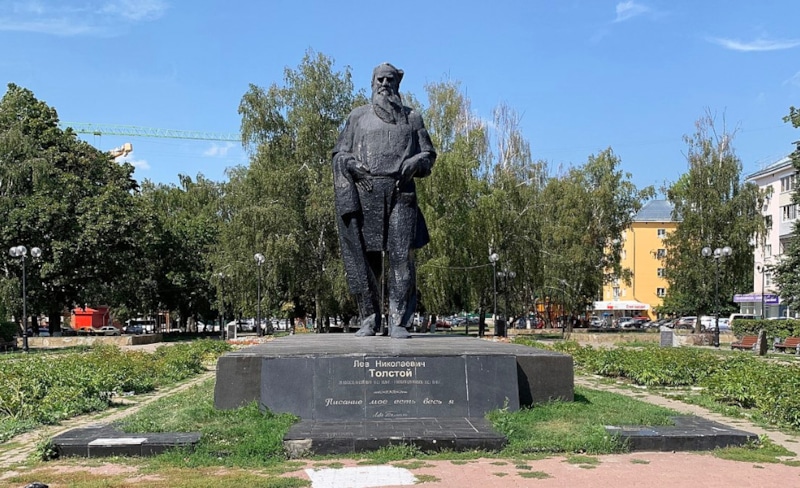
[{"x1": 372, "y1": 63, "x2": 404, "y2": 85}]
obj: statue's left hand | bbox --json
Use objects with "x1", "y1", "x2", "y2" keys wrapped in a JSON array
[{"x1": 400, "y1": 157, "x2": 419, "y2": 185}]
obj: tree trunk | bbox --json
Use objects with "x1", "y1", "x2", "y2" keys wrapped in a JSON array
[{"x1": 49, "y1": 310, "x2": 61, "y2": 335}]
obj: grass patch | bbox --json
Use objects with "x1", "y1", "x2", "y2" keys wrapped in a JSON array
[
  {"x1": 115, "y1": 378, "x2": 297, "y2": 469},
  {"x1": 565, "y1": 455, "x2": 600, "y2": 466},
  {"x1": 4, "y1": 465, "x2": 311, "y2": 488},
  {"x1": 414, "y1": 474, "x2": 440, "y2": 483},
  {"x1": 519, "y1": 471, "x2": 551, "y2": 479},
  {"x1": 713, "y1": 437, "x2": 796, "y2": 464},
  {"x1": 630, "y1": 458, "x2": 650, "y2": 464},
  {"x1": 493, "y1": 472, "x2": 509, "y2": 476},
  {"x1": 488, "y1": 386, "x2": 677, "y2": 455},
  {"x1": 393, "y1": 460, "x2": 434, "y2": 469}
]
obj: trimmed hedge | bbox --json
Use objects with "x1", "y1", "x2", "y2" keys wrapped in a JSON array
[{"x1": 732, "y1": 319, "x2": 800, "y2": 341}]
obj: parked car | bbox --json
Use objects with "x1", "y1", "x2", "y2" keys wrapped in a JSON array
[
  {"x1": 124, "y1": 324, "x2": 145, "y2": 335},
  {"x1": 617, "y1": 317, "x2": 638, "y2": 329},
  {"x1": 674, "y1": 316, "x2": 697, "y2": 330},
  {"x1": 96, "y1": 325, "x2": 121, "y2": 336},
  {"x1": 228, "y1": 319, "x2": 255, "y2": 332},
  {"x1": 729, "y1": 313, "x2": 757, "y2": 323},
  {"x1": 589, "y1": 315, "x2": 604, "y2": 327}
]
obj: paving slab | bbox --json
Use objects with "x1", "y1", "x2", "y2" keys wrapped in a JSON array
[
  {"x1": 606, "y1": 415, "x2": 758, "y2": 451},
  {"x1": 51, "y1": 423, "x2": 201, "y2": 458},
  {"x1": 284, "y1": 417, "x2": 506, "y2": 456}
]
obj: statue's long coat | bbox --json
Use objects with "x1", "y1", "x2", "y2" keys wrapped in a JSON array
[{"x1": 332, "y1": 104, "x2": 436, "y2": 294}]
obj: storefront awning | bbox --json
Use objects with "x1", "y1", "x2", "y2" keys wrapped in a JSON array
[
  {"x1": 593, "y1": 300, "x2": 650, "y2": 311},
  {"x1": 733, "y1": 293, "x2": 780, "y2": 304}
]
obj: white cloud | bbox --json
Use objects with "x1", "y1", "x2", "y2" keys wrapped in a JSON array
[
  {"x1": 709, "y1": 37, "x2": 800, "y2": 52},
  {"x1": 0, "y1": 0, "x2": 167, "y2": 36},
  {"x1": 614, "y1": 1, "x2": 650, "y2": 23},
  {"x1": 98, "y1": 0, "x2": 167, "y2": 22},
  {"x1": 203, "y1": 142, "x2": 235, "y2": 157},
  {"x1": 121, "y1": 155, "x2": 150, "y2": 171}
]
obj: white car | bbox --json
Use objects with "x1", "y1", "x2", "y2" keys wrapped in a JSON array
[{"x1": 96, "y1": 325, "x2": 121, "y2": 336}]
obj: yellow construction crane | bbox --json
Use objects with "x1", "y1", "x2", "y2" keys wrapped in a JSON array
[{"x1": 108, "y1": 142, "x2": 133, "y2": 158}]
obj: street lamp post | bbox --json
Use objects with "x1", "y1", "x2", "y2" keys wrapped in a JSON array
[
  {"x1": 702, "y1": 245, "x2": 732, "y2": 348},
  {"x1": 488, "y1": 252, "x2": 499, "y2": 337},
  {"x1": 497, "y1": 268, "x2": 516, "y2": 337},
  {"x1": 9, "y1": 245, "x2": 42, "y2": 353},
  {"x1": 254, "y1": 253, "x2": 265, "y2": 337},
  {"x1": 756, "y1": 263, "x2": 768, "y2": 320},
  {"x1": 217, "y1": 272, "x2": 226, "y2": 339}
]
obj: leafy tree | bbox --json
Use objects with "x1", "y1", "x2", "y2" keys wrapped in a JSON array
[
  {"x1": 217, "y1": 50, "x2": 363, "y2": 330},
  {"x1": 415, "y1": 80, "x2": 491, "y2": 317},
  {"x1": 662, "y1": 113, "x2": 764, "y2": 322},
  {"x1": 0, "y1": 84, "x2": 143, "y2": 330},
  {"x1": 133, "y1": 175, "x2": 222, "y2": 329},
  {"x1": 540, "y1": 149, "x2": 652, "y2": 325},
  {"x1": 774, "y1": 107, "x2": 800, "y2": 309}
]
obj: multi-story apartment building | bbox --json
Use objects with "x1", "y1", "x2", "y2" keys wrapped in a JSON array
[
  {"x1": 740, "y1": 156, "x2": 796, "y2": 318},
  {"x1": 596, "y1": 200, "x2": 676, "y2": 322}
]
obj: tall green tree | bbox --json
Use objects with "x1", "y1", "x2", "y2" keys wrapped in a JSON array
[
  {"x1": 540, "y1": 149, "x2": 652, "y2": 324},
  {"x1": 218, "y1": 50, "x2": 363, "y2": 329},
  {"x1": 0, "y1": 83, "x2": 143, "y2": 330},
  {"x1": 133, "y1": 175, "x2": 222, "y2": 328},
  {"x1": 774, "y1": 106, "x2": 800, "y2": 309},
  {"x1": 662, "y1": 113, "x2": 764, "y2": 320},
  {"x1": 415, "y1": 80, "x2": 491, "y2": 317}
]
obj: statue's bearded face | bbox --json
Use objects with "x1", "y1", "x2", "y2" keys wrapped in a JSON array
[{"x1": 371, "y1": 67, "x2": 403, "y2": 123}]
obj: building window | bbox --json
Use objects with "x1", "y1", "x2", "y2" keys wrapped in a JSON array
[
  {"x1": 765, "y1": 244, "x2": 772, "y2": 257},
  {"x1": 656, "y1": 248, "x2": 667, "y2": 259},
  {"x1": 781, "y1": 174, "x2": 797, "y2": 193},
  {"x1": 657, "y1": 228, "x2": 667, "y2": 239},
  {"x1": 782, "y1": 204, "x2": 797, "y2": 222},
  {"x1": 765, "y1": 215, "x2": 773, "y2": 229},
  {"x1": 612, "y1": 287, "x2": 620, "y2": 299},
  {"x1": 656, "y1": 288, "x2": 666, "y2": 298},
  {"x1": 657, "y1": 268, "x2": 666, "y2": 278},
  {"x1": 765, "y1": 272, "x2": 773, "y2": 287}
]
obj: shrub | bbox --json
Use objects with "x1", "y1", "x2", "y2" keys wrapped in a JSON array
[
  {"x1": 732, "y1": 319, "x2": 800, "y2": 341},
  {"x1": 0, "y1": 321, "x2": 17, "y2": 342},
  {"x1": 0, "y1": 340, "x2": 232, "y2": 442}
]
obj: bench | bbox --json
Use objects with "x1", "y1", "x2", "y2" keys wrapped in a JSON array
[
  {"x1": 774, "y1": 337, "x2": 800, "y2": 353},
  {"x1": 0, "y1": 339, "x2": 17, "y2": 352},
  {"x1": 731, "y1": 335, "x2": 758, "y2": 351}
]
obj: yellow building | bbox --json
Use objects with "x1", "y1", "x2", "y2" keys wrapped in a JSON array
[{"x1": 597, "y1": 200, "x2": 676, "y2": 321}]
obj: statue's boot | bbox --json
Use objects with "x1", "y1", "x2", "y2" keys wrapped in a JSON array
[
  {"x1": 355, "y1": 313, "x2": 378, "y2": 337},
  {"x1": 355, "y1": 294, "x2": 381, "y2": 337},
  {"x1": 389, "y1": 325, "x2": 411, "y2": 339},
  {"x1": 388, "y1": 313, "x2": 411, "y2": 339}
]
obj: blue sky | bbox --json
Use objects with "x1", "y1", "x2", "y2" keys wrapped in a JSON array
[{"x1": 2, "y1": 0, "x2": 799, "y2": 192}]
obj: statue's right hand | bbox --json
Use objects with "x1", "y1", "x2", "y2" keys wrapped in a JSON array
[{"x1": 348, "y1": 160, "x2": 372, "y2": 191}]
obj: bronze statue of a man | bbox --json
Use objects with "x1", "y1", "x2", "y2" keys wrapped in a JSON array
[{"x1": 333, "y1": 63, "x2": 436, "y2": 339}]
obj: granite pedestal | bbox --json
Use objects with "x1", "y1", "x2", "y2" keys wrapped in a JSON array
[
  {"x1": 605, "y1": 416, "x2": 758, "y2": 451},
  {"x1": 214, "y1": 334, "x2": 574, "y2": 454},
  {"x1": 51, "y1": 424, "x2": 201, "y2": 458}
]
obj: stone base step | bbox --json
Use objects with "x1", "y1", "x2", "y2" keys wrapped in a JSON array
[{"x1": 284, "y1": 417, "x2": 506, "y2": 457}]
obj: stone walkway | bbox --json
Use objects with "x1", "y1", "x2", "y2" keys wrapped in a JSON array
[{"x1": 574, "y1": 375, "x2": 800, "y2": 461}]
